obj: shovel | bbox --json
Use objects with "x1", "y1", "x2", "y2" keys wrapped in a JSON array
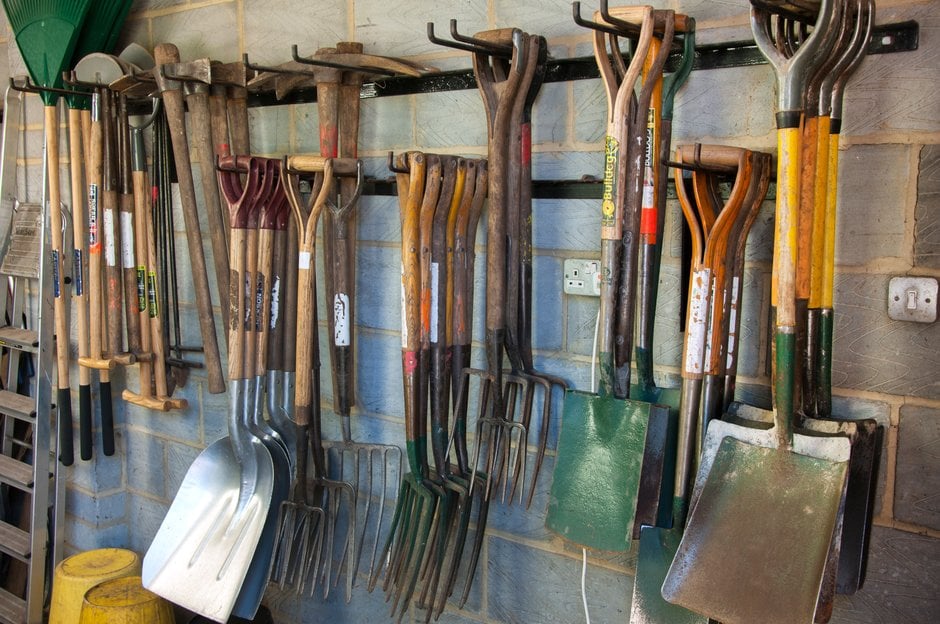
[
  {"x1": 224, "y1": 156, "x2": 291, "y2": 620},
  {"x1": 661, "y1": 4, "x2": 851, "y2": 623},
  {"x1": 735, "y1": 2, "x2": 881, "y2": 611},
  {"x1": 547, "y1": 7, "x2": 670, "y2": 551},
  {"x1": 820, "y1": 0, "x2": 881, "y2": 596},
  {"x1": 142, "y1": 156, "x2": 274, "y2": 624}
]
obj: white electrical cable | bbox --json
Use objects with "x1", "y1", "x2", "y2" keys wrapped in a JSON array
[
  {"x1": 582, "y1": 547, "x2": 591, "y2": 624},
  {"x1": 582, "y1": 308, "x2": 601, "y2": 623}
]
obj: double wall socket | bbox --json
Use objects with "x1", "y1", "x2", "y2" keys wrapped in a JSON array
[
  {"x1": 888, "y1": 276, "x2": 938, "y2": 323},
  {"x1": 563, "y1": 259, "x2": 601, "y2": 297}
]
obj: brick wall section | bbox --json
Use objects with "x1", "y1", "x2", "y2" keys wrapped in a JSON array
[{"x1": 2, "y1": 0, "x2": 939, "y2": 622}]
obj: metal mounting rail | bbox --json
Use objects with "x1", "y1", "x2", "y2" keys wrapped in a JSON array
[{"x1": 246, "y1": 20, "x2": 917, "y2": 108}]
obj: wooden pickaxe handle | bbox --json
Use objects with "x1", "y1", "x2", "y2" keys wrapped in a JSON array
[{"x1": 155, "y1": 42, "x2": 226, "y2": 394}]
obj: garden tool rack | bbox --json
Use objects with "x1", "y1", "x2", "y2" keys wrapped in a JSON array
[
  {"x1": 95, "y1": 19, "x2": 918, "y2": 201},
  {"x1": 222, "y1": 18, "x2": 915, "y2": 200}
]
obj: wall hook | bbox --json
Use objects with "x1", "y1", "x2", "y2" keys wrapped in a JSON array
[
  {"x1": 387, "y1": 151, "x2": 410, "y2": 174},
  {"x1": 427, "y1": 21, "x2": 513, "y2": 58},
  {"x1": 572, "y1": 2, "x2": 623, "y2": 37}
]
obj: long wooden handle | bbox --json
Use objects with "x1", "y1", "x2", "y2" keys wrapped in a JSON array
[
  {"x1": 187, "y1": 86, "x2": 231, "y2": 331},
  {"x1": 120, "y1": 190, "x2": 142, "y2": 355},
  {"x1": 227, "y1": 85, "x2": 251, "y2": 157},
  {"x1": 46, "y1": 103, "x2": 73, "y2": 465},
  {"x1": 144, "y1": 167, "x2": 183, "y2": 407},
  {"x1": 121, "y1": 168, "x2": 173, "y2": 411},
  {"x1": 69, "y1": 107, "x2": 91, "y2": 462},
  {"x1": 155, "y1": 43, "x2": 225, "y2": 394},
  {"x1": 209, "y1": 84, "x2": 232, "y2": 233},
  {"x1": 100, "y1": 92, "x2": 128, "y2": 370}
]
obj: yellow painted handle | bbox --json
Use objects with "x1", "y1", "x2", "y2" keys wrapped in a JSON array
[{"x1": 772, "y1": 126, "x2": 800, "y2": 327}]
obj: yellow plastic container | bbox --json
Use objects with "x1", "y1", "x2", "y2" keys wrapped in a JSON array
[
  {"x1": 49, "y1": 548, "x2": 142, "y2": 624},
  {"x1": 79, "y1": 576, "x2": 175, "y2": 624}
]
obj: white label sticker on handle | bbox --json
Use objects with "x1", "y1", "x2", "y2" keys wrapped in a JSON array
[
  {"x1": 103, "y1": 209, "x2": 116, "y2": 267},
  {"x1": 298, "y1": 251, "x2": 311, "y2": 269},
  {"x1": 334, "y1": 293, "x2": 350, "y2": 346},
  {"x1": 727, "y1": 276, "x2": 740, "y2": 368},
  {"x1": 430, "y1": 262, "x2": 439, "y2": 343},
  {"x1": 684, "y1": 268, "x2": 711, "y2": 374},
  {"x1": 120, "y1": 211, "x2": 135, "y2": 268},
  {"x1": 269, "y1": 276, "x2": 281, "y2": 330}
]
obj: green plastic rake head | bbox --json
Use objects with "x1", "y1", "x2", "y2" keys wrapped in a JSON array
[{"x1": 2, "y1": 0, "x2": 93, "y2": 105}]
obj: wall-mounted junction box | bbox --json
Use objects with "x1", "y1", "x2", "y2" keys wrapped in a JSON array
[
  {"x1": 888, "y1": 276, "x2": 938, "y2": 323},
  {"x1": 563, "y1": 259, "x2": 601, "y2": 297}
]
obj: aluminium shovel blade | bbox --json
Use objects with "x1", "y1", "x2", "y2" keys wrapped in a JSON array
[
  {"x1": 231, "y1": 439, "x2": 290, "y2": 619},
  {"x1": 143, "y1": 438, "x2": 274, "y2": 623},
  {"x1": 662, "y1": 420, "x2": 849, "y2": 624},
  {"x1": 546, "y1": 389, "x2": 670, "y2": 551},
  {"x1": 726, "y1": 402, "x2": 882, "y2": 596}
]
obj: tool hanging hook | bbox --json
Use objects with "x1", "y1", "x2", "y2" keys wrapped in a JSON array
[
  {"x1": 290, "y1": 45, "x2": 396, "y2": 76},
  {"x1": 599, "y1": 0, "x2": 643, "y2": 36},
  {"x1": 427, "y1": 21, "x2": 513, "y2": 58},
  {"x1": 387, "y1": 151, "x2": 410, "y2": 174},
  {"x1": 571, "y1": 2, "x2": 623, "y2": 37},
  {"x1": 450, "y1": 19, "x2": 514, "y2": 55},
  {"x1": 10, "y1": 76, "x2": 85, "y2": 98}
]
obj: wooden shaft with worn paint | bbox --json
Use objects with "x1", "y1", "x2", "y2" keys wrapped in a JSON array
[
  {"x1": 68, "y1": 106, "x2": 91, "y2": 461},
  {"x1": 186, "y1": 84, "x2": 230, "y2": 331},
  {"x1": 155, "y1": 42, "x2": 225, "y2": 393}
]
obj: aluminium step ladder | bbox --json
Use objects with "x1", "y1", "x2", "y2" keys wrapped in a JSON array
[{"x1": 0, "y1": 84, "x2": 61, "y2": 624}]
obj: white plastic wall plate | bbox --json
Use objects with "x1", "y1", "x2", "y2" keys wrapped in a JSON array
[
  {"x1": 888, "y1": 276, "x2": 938, "y2": 323},
  {"x1": 563, "y1": 258, "x2": 601, "y2": 297}
]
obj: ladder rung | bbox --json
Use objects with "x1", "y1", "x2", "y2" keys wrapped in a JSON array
[
  {"x1": 0, "y1": 390, "x2": 36, "y2": 422},
  {"x1": 0, "y1": 455, "x2": 33, "y2": 491},
  {"x1": 0, "y1": 586, "x2": 26, "y2": 624},
  {"x1": 0, "y1": 519, "x2": 30, "y2": 561},
  {"x1": 0, "y1": 326, "x2": 38, "y2": 353},
  {"x1": 10, "y1": 439, "x2": 33, "y2": 452}
]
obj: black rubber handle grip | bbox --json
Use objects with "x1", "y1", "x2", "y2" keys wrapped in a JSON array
[
  {"x1": 100, "y1": 381, "x2": 115, "y2": 456},
  {"x1": 57, "y1": 388, "x2": 74, "y2": 466},
  {"x1": 79, "y1": 383, "x2": 93, "y2": 460}
]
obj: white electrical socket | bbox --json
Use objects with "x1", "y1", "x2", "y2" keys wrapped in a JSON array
[
  {"x1": 563, "y1": 259, "x2": 602, "y2": 297},
  {"x1": 888, "y1": 276, "x2": 938, "y2": 323}
]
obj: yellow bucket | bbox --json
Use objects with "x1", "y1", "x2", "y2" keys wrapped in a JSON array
[
  {"x1": 49, "y1": 548, "x2": 141, "y2": 624},
  {"x1": 79, "y1": 576, "x2": 175, "y2": 624}
]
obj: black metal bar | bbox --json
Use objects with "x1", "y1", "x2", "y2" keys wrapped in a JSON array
[{"x1": 358, "y1": 175, "x2": 777, "y2": 201}]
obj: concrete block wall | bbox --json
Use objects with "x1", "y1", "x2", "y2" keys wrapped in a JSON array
[{"x1": 1, "y1": 0, "x2": 938, "y2": 622}]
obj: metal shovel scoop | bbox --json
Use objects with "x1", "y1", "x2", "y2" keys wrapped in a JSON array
[
  {"x1": 547, "y1": 7, "x2": 671, "y2": 551},
  {"x1": 661, "y1": 4, "x2": 851, "y2": 623},
  {"x1": 142, "y1": 157, "x2": 273, "y2": 624}
]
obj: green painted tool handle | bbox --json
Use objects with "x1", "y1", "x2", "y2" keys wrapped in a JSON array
[{"x1": 400, "y1": 152, "x2": 426, "y2": 475}]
